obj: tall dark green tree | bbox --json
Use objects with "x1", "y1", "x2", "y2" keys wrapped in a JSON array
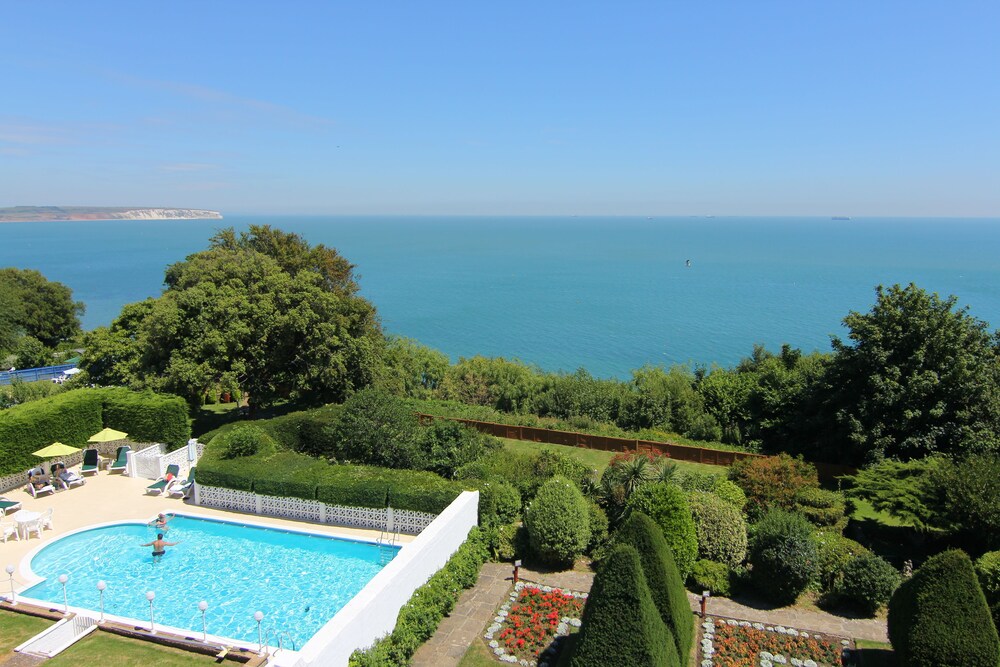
[
  {"x1": 0, "y1": 268, "x2": 84, "y2": 348},
  {"x1": 827, "y1": 283, "x2": 1000, "y2": 463},
  {"x1": 82, "y1": 226, "x2": 383, "y2": 412}
]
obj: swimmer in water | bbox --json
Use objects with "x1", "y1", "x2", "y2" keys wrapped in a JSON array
[
  {"x1": 149, "y1": 513, "x2": 171, "y2": 531},
  {"x1": 141, "y1": 533, "x2": 180, "y2": 561}
]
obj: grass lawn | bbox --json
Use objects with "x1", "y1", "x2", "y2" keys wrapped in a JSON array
[
  {"x1": 849, "y1": 499, "x2": 911, "y2": 527},
  {"x1": 854, "y1": 639, "x2": 895, "y2": 666},
  {"x1": 501, "y1": 437, "x2": 726, "y2": 476},
  {"x1": 44, "y1": 632, "x2": 224, "y2": 667},
  {"x1": 0, "y1": 612, "x2": 52, "y2": 654},
  {"x1": 458, "y1": 640, "x2": 498, "y2": 667}
]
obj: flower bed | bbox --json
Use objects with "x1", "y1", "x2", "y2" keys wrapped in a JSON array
[
  {"x1": 483, "y1": 581, "x2": 586, "y2": 665},
  {"x1": 700, "y1": 616, "x2": 849, "y2": 667}
]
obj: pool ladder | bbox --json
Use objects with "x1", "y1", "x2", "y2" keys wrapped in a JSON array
[{"x1": 377, "y1": 506, "x2": 398, "y2": 565}]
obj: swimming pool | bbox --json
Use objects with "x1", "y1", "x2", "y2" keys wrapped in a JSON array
[{"x1": 22, "y1": 514, "x2": 398, "y2": 648}]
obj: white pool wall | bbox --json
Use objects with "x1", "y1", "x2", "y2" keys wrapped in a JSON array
[{"x1": 290, "y1": 490, "x2": 480, "y2": 667}]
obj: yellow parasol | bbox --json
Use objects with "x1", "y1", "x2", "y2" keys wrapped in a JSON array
[
  {"x1": 89, "y1": 428, "x2": 128, "y2": 443},
  {"x1": 32, "y1": 442, "x2": 82, "y2": 458}
]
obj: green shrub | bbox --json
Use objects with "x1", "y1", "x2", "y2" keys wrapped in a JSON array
[
  {"x1": 614, "y1": 512, "x2": 693, "y2": 660},
  {"x1": 674, "y1": 469, "x2": 720, "y2": 492},
  {"x1": 814, "y1": 530, "x2": 869, "y2": 594},
  {"x1": 101, "y1": 388, "x2": 190, "y2": 448},
  {"x1": 218, "y1": 423, "x2": 277, "y2": 459},
  {"x1": 417, "y1": 419, "x2": 500, "y2": 478},
  {"x1": 482, "y1": 522, "x2": 523, "y2": 562},
  {"x1": 839, "y1": 553, "x2": 900, "y2": 616},
  {"x1": 569, "y1": 544, "x2": 679, "y2": 667},
  {"x1": 689, "y1": 559, "x2": 732, "y2": 597},
  {"x1": 729, "y1": 453, "x2": 819, "y2": 519},
  {"x1": 478, "y1": 481, "x2": 521, "y2": 527},
  {"x1": 0, "y1": 389, "x2": 104, "y2": 475},
  {"x1": 888, "y1": 549, "x2": 1000, "y2": 667},
  {"x1": 349, "y1": 528, "x2": 489, "y2": 666},
  {"x1": 712, "y1": 479, "x2": 747, "y2": 510},
  {"x1": 626, "y1": 482, "x2": 698, "y2": 580},
  {"x1": 794, "y1": 487, "x2": 848, "y2": 529},
  {"x1": 975, "y1": 550, "x2": 1000, "y2": 603},
  {"x1": 456, "y1": 447, "x2": 591, "y2": 503},
  {"x1": 688, "y1": 490, "x2": 748, "y2": 567},
  {"x1": 330, "y1": 387, "x2": 421, "y2": 468},
  {"x1": 586, "y1": 500, "x2": 609, "y2": 555},
  {"x1": 525, "y1": 475, "x2": 591, "y2": 567},
  {"x1": 748, "y1": 509, "x2": 818, "y2": 606}
]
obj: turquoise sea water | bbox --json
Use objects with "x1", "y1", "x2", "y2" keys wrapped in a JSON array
[
  {"x1": 23, "y1": 515, "x2": 394, "y2": 647},
  {"x1": 1, "y1": 216, "x2": 998, "y2": 378}
]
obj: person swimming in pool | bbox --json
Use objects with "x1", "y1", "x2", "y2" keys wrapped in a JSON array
[
  {"x1": 149, "y1": 513, "x2": 171, "y2": 531},
  {"x1": 141, "y1": 534, "x2": 180, "y2": 561}
]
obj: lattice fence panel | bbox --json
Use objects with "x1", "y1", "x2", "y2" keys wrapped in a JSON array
[
  {"x1": 198, "y1": 486, "x2": 258, "y2": 514},
  {"x1": 260, "y1": 494, "x2": 322, "y2": 522}
]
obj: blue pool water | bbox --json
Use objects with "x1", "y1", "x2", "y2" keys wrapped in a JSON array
[{"x1": 23, "y1": 515, "x2": 397, "y2": 647}]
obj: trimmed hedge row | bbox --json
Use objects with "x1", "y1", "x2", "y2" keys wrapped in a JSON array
[
  {"x1": 198, "y1": 404, "x2": 344, "y2": 454},
  {"x1": 0, "y1": 388, "x2": 190, "y2": 475},
  {"x1": 349, "y1": 527, "x2": 489, "y2": 666},
  {"x1": 197, "y1": 437, "x2": 465, "y2": 515}
]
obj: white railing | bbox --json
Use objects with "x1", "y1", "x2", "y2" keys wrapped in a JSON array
[
  {"x1": 195, "y1": 485, "x2": 437, "y2": 535},
  {"x1": 128, "y1": 439, "x2": 202, "y2": 480},
  {"x1": 14, "y1": 615, "x2": 98, "y2": 658}
]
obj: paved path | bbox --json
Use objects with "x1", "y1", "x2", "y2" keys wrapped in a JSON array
[{"x1": 690, "y1": 592, "x2": 888, "y2": 643}]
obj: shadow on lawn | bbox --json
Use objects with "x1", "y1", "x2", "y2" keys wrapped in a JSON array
[{"x1": 854, "y1": 646, "x2": 895, "y2": 667}]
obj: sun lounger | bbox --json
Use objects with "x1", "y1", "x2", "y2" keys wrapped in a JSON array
[
  {"x1": 26, "y1": 469, "x2": 56, "y2": 498},
  {"x1": 81, "y1": 448, "x2": 100, "y2": 475},
  {"x1": 0, "y1": 496, "x2": 22, "y2": 513},
  {"x1": 51, "y1": 462, "x2": 85, "y2": 489},
  {"x1": 146, "y1": 464, "x2": 180, "y2": 495},
  {"x1": 168, "y1": 467, "x2": 196, "y2": 498},
  {"x1": 109, "y1": 446, "x2": 130, "y2": 473}
]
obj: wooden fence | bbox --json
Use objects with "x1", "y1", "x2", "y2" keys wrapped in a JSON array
[{"x1": 415, "y1": 413, "x2": 856, "y2": 481}]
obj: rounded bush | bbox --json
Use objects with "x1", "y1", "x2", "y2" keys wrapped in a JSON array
[
  {"x1": 478, "y1": 481, "x2": 521, "y2": 527},
  {"x1": 840, "y1": 553, "x2": 901, "y2": 615},
  {"x1": 888, "y1": 549, "x2": 1000, "y2": 667},
  {"x1": 975, "y1": 550, "x2": 1000, "y2": 603},
  {"x1": 815, "y1": 530, "x2": 869, "y2": 594},
  {"x1": 729, "y1": 453, "x2": 819, "y2": 519},
  {"x1": 689, "y1": 559, "x2": 732, "y2": 597},
  {"x1": 626, "y1": 482, "x2": 698, "y2": 580},
  {"x1": 712, "y1": 479, "x2": 747, "y2": 510},
  {"x1": 586, "y1": 499, "x2": 609, "y2": 555},
  {"x1": 795, "y1": 487, "x2": 847, "y2": 529},
  {"x1": 524, "y1": 475, "x2": 591, "y2": 567},
  {"x1": 688, "y1": 490, "x2": 748, "y2": 567},
  {"x1": 748, "y1": 509, "x2": 818, "y2": 606},
  {"x1": 219, "y1": 423, "x2": 277, "y2": 459}
]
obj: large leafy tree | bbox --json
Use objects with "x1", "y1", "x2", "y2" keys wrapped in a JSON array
[
  {"x1": 827, "y1": 283, "x2": 1000, "y2": 463},
  {"x1": 82, "y1": 226, "x2": 383, "y2": 412},
  {"x1": 0, "y1": 267, "x2": 84, "y2": 348}
]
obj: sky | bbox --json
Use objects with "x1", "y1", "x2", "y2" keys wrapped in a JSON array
[{"x1": 2, "y1": 2, "x2": 998, "y2": 217}]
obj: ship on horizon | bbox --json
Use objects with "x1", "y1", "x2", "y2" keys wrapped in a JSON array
[{"x1": 831, "y1": 216, "x2": 851, "y2": 221}]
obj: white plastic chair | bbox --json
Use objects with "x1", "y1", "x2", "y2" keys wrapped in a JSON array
[
  {"x1": 1, "y1": 518, "x2": 18, "y2": 543},
  {"x1": 40, "y1": 508, "x2": 54, "y2": 531},
  {"x1": 23, "y1": 519, "x2": 43, "y2": 539}
]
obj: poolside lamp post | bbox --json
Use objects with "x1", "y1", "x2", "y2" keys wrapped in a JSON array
[
  {"x1": 58, "y1": 574, "x2": 69, "y2": 614},
  {"x1": 254, "y1": 611, "x2": 264, "y2": 654},
  {"x1": 701, "y1": 590, "x2": 711, "y2": 619},
  {"x1": 513, "y1": 559, "x2": 522, "y2": 585},
  {"x1": 198, "y1": 601, "x2": 208, "y2": 641},
  {"x1": 96, "y1": 580, "x2": 106, "y2": 623},
  {"x1": 146, "y1": 591, "x2": 156, "y2": 634},
  {"x1": 5, "y1": 564, "x2": 15, "y2": 606}
]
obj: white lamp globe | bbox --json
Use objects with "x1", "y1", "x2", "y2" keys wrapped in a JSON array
[
  {"x1": 96, "y1": 580, "x2": 107, "y2": 591},
  {"x1": 4, "y1": 565, "x2": 14, "y2": 576},
  {"x1": 253, "y1": 611, "x2": 264, "y2": 622},
  {"x1": 58, "y1": 574, "x2": 68, "y2": 584},
  {"x1": 199, "y1": 600, "x2": 208, "y2": 612},
  {"x1": 146, "y1": 591, "x2": 155, "y2": 601}
]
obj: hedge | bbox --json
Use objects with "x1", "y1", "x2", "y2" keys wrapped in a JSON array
[
  {"x1": 0, "y1": 388, "x2": 190, "y2": 476},
  {"x1": 569, "y1": 544, "x2": 679, "y2": 667},
  {"x1": 198, "y1": 404, "x2": 344, "y2": 454},
  {"x1": 349, "y1": 528, "x2": 489, "y2": 666},
  {"x1": 614, "y1": 511, "x2": 693, "y2": 661},
  {"x1": 888, "y1": 549, "x2": 1000, "y2": 667},
  {"x1": 625, "y1": 482, "x2": 698, "y2": 580},
  {"x1": 197, "y1": 436, "x2": 465, "y2": 514}
]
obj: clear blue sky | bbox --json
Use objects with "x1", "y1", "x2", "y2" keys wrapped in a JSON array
[{"x1": 2, "y1": 2, "x2": 998, "y2": 216}]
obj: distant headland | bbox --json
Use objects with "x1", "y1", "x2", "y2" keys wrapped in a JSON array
[{"x1": 0, "y1": 206, "x2": 223, "y2": 223}]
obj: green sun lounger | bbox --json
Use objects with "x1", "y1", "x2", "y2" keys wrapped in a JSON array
[
  {"x1": 0, "y1": 498, "x2": 22, "y2": 513},
  {"x1": 109, "y1": 445, "x2": 130, "y2": 473},
  {"x1": 168, "y1": 467, "x2": 196, "y2": 498},
  {"x1": 81, "y1": 448, "x2": 100, "y2": 475},
  {"x1": 146, "y1": 464, "x2": 180, "y2": 495}
]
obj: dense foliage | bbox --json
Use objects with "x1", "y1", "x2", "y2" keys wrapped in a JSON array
[
  {"x1": 794, "y1": 487, "x2": 848, "y2": 530},
  {"x1": 0, "y1": 267, "x2": 84, "y2": 350},
  {"x1": 455, "y1": 447, "x2": 592, "y2": 501},
  {"x1": 477, "y1": 481, "x2": 521, "y2": 527},
  {"x1": 689, "y1": 559, "x2": 733, "y2": 597},
  {"x1": 0, "y1": 388, "x2": 189, "y2": 475},
  {"x1": 525, "y1": 475, "x2": 591, "y2": 566},
  {"x1": 729, "y1": 453, "x2": 819, "y2": 519},
  {"x1": 82, "y1": 226, "x2": 383, "y2": 413},
  {"x1": 839, "y1": 553, "x2": 900, "y2": 615},
  {"x1": 625, "y1": 482, "x2": 698, "y2": 579},
  {"x1": 597, "y1": 450, "x2": 677, "y2": 523},
  {"x1": 349, "y1": 528, "x2": 489, "y2": 666},
  {"x1": 687, "y1": 490, "x2": 748, "y2": 567},
  {"x1": 888, "y1": 549, "x2": 1000, "y2": 667},
  {"x1": 569, "y1": 544, "x2": 679, "y2": 667},
  {"x1": 814, "y1": 530, "x2": 869, "y2": 594},
  {"x1": 613, "y1": 512, "x2": 693, "y2": 660},
  {"x1": 747, "y1": 509, "x2": 818, "y2": 606},
  {"x1": 328, "y1": 387, "x2": 421, "y2": 468}
]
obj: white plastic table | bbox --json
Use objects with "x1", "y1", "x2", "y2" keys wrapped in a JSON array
[{"x1": 13, "y1": 509, "x2": 41, "y2": 539}]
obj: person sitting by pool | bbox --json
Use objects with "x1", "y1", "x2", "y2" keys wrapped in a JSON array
[
  {"x1": 149, "y1": 513, "x2": 171, "y2": 531},
  {"x1": 141, "y1": 534, "x2": 180, "y2": 561},
  {"x1": 55, "y1": 463, "x2": 83, "y2": 486},
  {"x1": 29, "y1": 473, "x2": 50, "y2": 491}
]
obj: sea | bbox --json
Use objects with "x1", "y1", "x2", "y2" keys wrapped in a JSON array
[{"x1": 1, "y1": 216, "x2": 998, "y2": 378}]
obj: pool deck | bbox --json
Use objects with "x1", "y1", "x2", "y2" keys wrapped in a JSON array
[{"x1": 0, "y1": 468, "x2": 413, "y2": 588}]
